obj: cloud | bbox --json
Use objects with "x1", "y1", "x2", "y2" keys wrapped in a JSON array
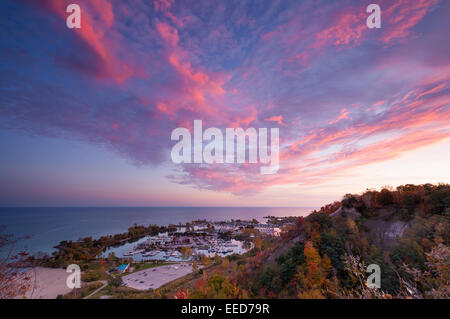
[
  {"x1": 380, "y1": 0, "x2": 440, "y2": 43},
  {"x1": 0, "y1": 0, "x2": 448, "y2": 196},
  {"x1": 35, "y1": 0, "x2": 146, "y2": 83}
]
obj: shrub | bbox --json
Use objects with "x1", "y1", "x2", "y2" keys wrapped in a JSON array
[
  {"x1": 342, "y1": 194, "x2": 359, "y2": 208},
  {"x1": 376, "y1": 189, "x2": 394, "y2": 206},
  {"x1": 108, "y1": 276, "x2": 123, "y2": 287},
  {"x1": 81, "y1": 270, "x2": 101, "y2": 282},
  {"x1": 426, "y1": 186, "x2": 450, "y2": 215}
]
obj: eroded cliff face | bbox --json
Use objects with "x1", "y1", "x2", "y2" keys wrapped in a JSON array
[
  {"x1": 330, "y1": 206, "x2": 409, "y2": 250},
  {"x1": 364, "y1": 218, "x2": 409, "y2": 250}
]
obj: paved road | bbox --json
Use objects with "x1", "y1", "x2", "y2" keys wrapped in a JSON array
[{"x1": 83, "y1": 280, "x2": 107, "y2": 299}]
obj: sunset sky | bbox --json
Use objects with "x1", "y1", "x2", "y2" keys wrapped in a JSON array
[{"x1": 0, "y1": 0, "x2": 449, "y2": 207}]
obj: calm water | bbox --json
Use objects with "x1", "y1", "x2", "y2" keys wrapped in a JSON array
[{"x1": 0, "y1": 207, "x2": 314, "y2": 255}]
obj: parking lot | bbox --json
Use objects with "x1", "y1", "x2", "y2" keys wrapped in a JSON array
[{"x1": 122, "y1": 263, "x2": 201, "y2": 290}]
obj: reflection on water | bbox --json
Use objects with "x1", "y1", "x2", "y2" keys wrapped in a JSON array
[
  {"x1": 0, "y1": 207, "x2": 314, "y2": 255},
  {"x1": 102, "y1": 236, "x2": 251, "y2": 262}
]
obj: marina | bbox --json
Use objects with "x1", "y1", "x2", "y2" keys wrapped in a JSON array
[{"x1": 102, "y1": 219, "x2": 284, "y2": 262}]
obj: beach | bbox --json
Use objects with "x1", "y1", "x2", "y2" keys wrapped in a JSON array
[{"x1": 21, "y1": 267, "x2": 72, "y2": 299}]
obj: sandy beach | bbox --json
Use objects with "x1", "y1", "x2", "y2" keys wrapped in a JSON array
[{"x1": 21, "y1": 267, "x2": 73, "y2": 299}]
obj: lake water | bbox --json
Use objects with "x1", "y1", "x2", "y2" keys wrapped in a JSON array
[{"x1": 0, "y1": 207, "x2": 315, "y2": 255}]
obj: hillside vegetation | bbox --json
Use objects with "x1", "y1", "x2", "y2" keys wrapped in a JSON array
[{"x1": 174, "y1": 183, "x2": 449, "y2": 299}]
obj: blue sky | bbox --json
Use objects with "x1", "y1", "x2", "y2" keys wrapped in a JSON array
[{"x1": 0, "y1": 0, "x2": 449, "y2": 206}]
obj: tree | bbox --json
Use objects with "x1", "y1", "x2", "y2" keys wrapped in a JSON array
[
  {"x1": 376, "y1": 188, "x2": 394, "y2": 206},
  {"x1": 295, "y1": 241, "x2": 336, "y2": 298},
  {"x1": 221, "y1": 258, "x2": 230, "y2": 270},
  {"x1": 426, "y1": 185, "x2": 450, "y2": 214},
  {"x1": 108, "y1": 276, "x2": 123, "y2": 288},
  {"x1": 190, "y1": 272, "x2": 248, "y2": 299},
  {"x1": 107, "y1": 252, "x2": 116, "y2": 262},
  {"x1": 175, "y1": 288, "x2": 190, "y2": 299},
  {"x1": 343, "y1": 254, "x2": 390, "y2": 299},
  {"x1": 180, "y1": 246, "x2": 192, "y2": 259},
  {"x1": 401, "y1": 244, "x2": 449, "y2": 298},
  {"x1": 0, "y1": 231, "x2": 33, "y2": 299},
  {"x1": 82, "y1": 270, "x2": 101, "y2": 282},
  {"x1": 276, "y1": 241, "x2": 305, "y2": 283},
  {"x1": 342, "y1": 194, "x2": 359, "y2": 208},
  {"x1": 253, "y1": 237, "x2": 262, "y2": 251},
  {"x1": 200, "y1": 254, "x2": 211, "y2": 266},
  {"x1": 261, "y1": 267, "x2": 282, "y2": 295},
  {"x1": 303, "y1": 241, "x2": 323, "y2": 288},
  {"x1": 311, "y1": 229, "x2": 321, "y2": 248},
  {"x1": 321, "y1": 254, "x2": 332, "y2": 275}
]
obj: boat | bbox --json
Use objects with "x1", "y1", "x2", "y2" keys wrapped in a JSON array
[
  {"x1": 142, "y1": 250, "x2": 157, "y2": 257},
  {"x1": 123, "y1": 249, "x2": 144, "y2": 256}
]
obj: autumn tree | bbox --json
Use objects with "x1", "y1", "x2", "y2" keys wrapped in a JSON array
[
  {"x1": 107, "y1": 252, "x2": 116, "y2": 262},
  {"x1": 343, "y1": 254, "x2": 390, "y2": 299},
  {"x1": 200, "y1": 254, "x2": 211, "y2": 266},
  {"x1": 375, "y1": 188, "x2": 395, "y2": 207},
  {"x1": 180, "y1": 246, "x2": 192, "y2": 259},
  {"x1": 190, "y1": 272, "x2": 249, "y2": 299},
  {"x1": 174, "y1": 288, "x2": 190, "y2": 299},
  {"x1": 213, "y1": 254, "x2": 221, "y2": 264},
  {"x1": 253, "y1": 236, "x2": 262, "y2": 251},
  {"x1": 295, "y1": 241, "x2": 335, "y2": 298},
  {"x1": 401, "y1": 243, "x2": 449, "y2": 298},
  {"x1": 221, "y1": 258, "x2": 230, "y2": 270},
  {"x1": 0, "y1": 231, "x2": 33, "y2": 299}
]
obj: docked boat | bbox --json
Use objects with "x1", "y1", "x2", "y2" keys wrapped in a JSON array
[
  {"x1": 123, "y1": 249, "x2": 144, "y2": 256},
  {"x1": 142, "y1": 250, "x2": 158, "y2": 257}
]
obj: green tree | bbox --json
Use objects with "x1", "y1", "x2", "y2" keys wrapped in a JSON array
[{"x1": 108, "y1": 276, "x2": 123, "y2": 288}]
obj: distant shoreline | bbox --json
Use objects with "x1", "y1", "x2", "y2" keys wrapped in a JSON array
[{"x1": 0, "y1": 207, "x2": 314, "y2": 255}]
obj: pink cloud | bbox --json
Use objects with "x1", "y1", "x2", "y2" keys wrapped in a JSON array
[
  {"x1": 154, "y1": 21, "x2": 257, "y2": 128},
  {"x1": 40, "y1": 0, "x2": 144, "y2": 83},
  {"x1": 4, "y1": 0, "x2": 448, "y2": 199},
  {"x1": 265, "y1": 115, "x2": 284, "y2": 125},
  {"x1": 380, "y1": 0, "x2": 440, "y2": 43},
  {"x1": 311, "y1": 10, "x2": 366, "y2": 49},
  {"x1": 176, "y1": 77, "x2": 450, "y2": 194},
  {"x1": 328, "y1": 109, "x2": 349, "y2": 125}
]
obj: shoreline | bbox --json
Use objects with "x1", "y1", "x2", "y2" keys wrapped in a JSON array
[
  {"x1": 19, "y1": 267, "x2": 72, "y2": 299},
  {"x1": 0, "y1": 207, "x2": 312, "y2": 256}
]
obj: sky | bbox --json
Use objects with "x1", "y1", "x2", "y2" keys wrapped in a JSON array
[{"x1": 0, "y1": 0, "x2": 449, "y2": 207}]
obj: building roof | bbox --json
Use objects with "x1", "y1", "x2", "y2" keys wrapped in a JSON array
[{"x1": 118, "y1": 264, "x2": 128, "y2": 271}]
